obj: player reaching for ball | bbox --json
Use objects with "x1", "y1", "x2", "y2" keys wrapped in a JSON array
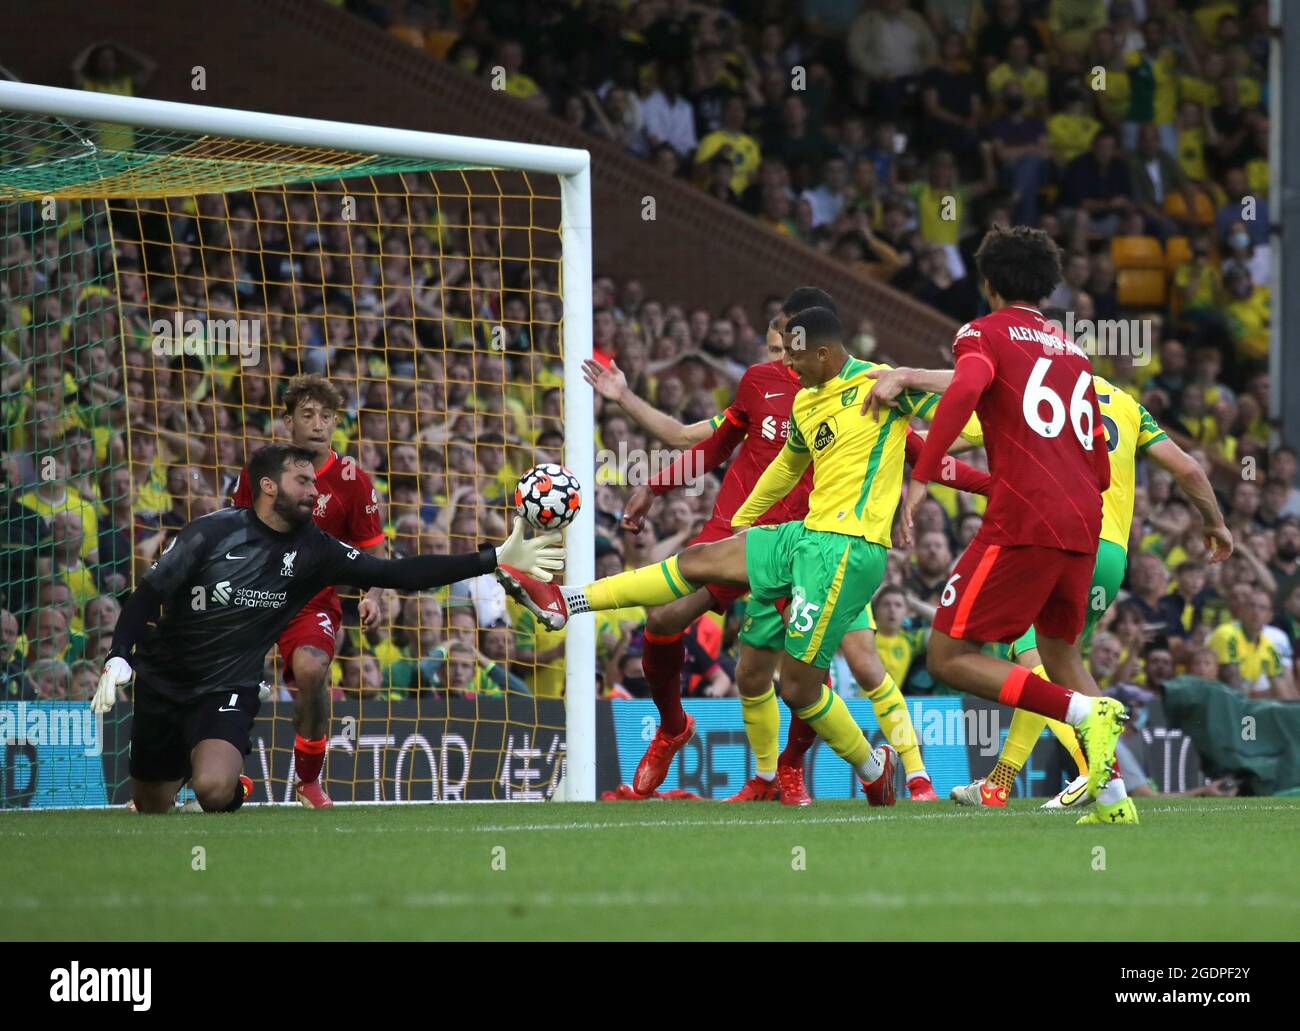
[
  {"x1": 93, "y1": 443, "x2": 562, "y2": 814},
  {"x1": 583, "y1": 288, "x2": 988, "y2": 803},
  {"x1": 229, "y1": 374, "x2": 384, "y2": 808},
  {"x1": 501, "y1": 307, "x2": 1008, "y2": 804}
]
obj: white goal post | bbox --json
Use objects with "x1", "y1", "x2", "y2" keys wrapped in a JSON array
[{"x1": 0, "y1": 80, "x2": 597, "y2": 802}]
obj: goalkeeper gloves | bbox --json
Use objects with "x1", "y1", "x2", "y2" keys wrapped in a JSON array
[
  {"x1": 495, "y1": 518, "x2": 565, "y2": 582},
  {"x1": 93, "y1": 657, "x2": 133, "y2": 714}
]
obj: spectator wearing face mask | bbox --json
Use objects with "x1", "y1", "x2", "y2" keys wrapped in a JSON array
[
  {"x1": 1220, "y1": 219, "x2": 1270, "y2": 289},
  {"x1": 1220, "y1": 265, "x2": 1270, "y2": 361}
]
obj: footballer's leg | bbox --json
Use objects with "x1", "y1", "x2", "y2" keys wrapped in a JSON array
[
  {"x1": 840, "y1": 620, "x2": 937, "y2": 801},
  {"x1": 278, "y1": 600, "x2": 341, "y2": 808},
  {"x1": 628, "y1": 588, "x2": 717, "y2": 796},
  {"x1": 778, "y1": 653, "x2": 894, "y2": 805},
  {"x1": 500, "y1": 530, "x2": 752, "y2": 629},
  {"x1": 132, "y1": 778, "x2": 185, "y2": 814},
  {"x1": 190, "y1": 739, "x2": 251, "y2": 812},
  {"x1": 769, "y1": 528, "x2": 895, "y2": 805},
  {"x1": 128, "y1": 674, "x2": 191, "y2": 813},
  {"x1": 187, "y1": 686, "x2": 261, "y2": 812},
  {"x1": 952, "y1": 627, "x2": 1088, "y2": 808},
  {"x1": 727, "y1": 636, "x2": 783, "y2": 802},
  {"x1": 290, "y1": 645, "x2": 333, "y2": 808},
  {"x1": 737, "y1": 596, "x2": 815, "y2": 805},
  {"x1": 926, "y1": 541, "x2": 1127, "y2": 805},
  {"x1": 1036, "y1": 634, "x2": 1136, "y2": 824}
]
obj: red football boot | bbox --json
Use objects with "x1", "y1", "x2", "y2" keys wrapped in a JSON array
[
  {"x1": 861, "y1": 745, "x2": 897, "y2": 806},
  {"x1": 605, "y1": 783, "x2": 653, "y2": 801},
  {"x1": 907, "y1": 774, "x2": 940, "y2": 801},
  {"x1": 725, "y1": 774, "x2": 779, "y2": 802},
  {"x1": 295, "y1": 779, "x2": 333, "y2": 809},
  {"x1": 496, "y1": 564, "x2": 569, "y2": 630},
  {"x1": 632, "y1": 714, "x2": 696, "y2": 796},
  {"x1": 777, "y1": 763, "x2": 812, "y2": 806}
]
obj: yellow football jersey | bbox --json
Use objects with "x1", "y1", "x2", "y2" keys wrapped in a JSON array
[
  {"x1": 1094, "y1": 375, "x2": 1167, "y2": 551},
  {"x1": 1209, "y1": 622, "x2": 1282, "y2": 692},
  {"x1": 733, "y1": 357, "x2": 981, "y2": 546}
]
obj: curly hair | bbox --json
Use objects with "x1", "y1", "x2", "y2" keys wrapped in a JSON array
[
  {"x1": 281, "y1": 373, "x2": 345, "y2": 418},
  {"x1": 973, "y1": 225, "x2": 1062, "y2": 304}
]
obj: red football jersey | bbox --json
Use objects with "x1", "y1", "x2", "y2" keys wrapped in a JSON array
[
  {"x1": 232, "y1": 450, "x2": 385, "y2": 549},
  {"x1": 914, "y1": 304, "x2": 1107, "y2": 552},
  {"x1": 711, "y1": 360, "x2": 813, "y2": 526}
]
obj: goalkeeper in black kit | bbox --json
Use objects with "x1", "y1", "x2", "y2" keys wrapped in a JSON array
[{"x1": 93, "y1": 444, "x2": 564, "y2": 813}]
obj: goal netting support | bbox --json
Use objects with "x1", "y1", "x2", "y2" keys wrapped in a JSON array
[{"x1": 0, "y1": 81, "x2": 595, "y2": 806}]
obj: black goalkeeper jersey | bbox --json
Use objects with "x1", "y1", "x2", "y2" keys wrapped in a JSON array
[{"x1": 129, "y1": 507, "x2": 494, "y2": 702}]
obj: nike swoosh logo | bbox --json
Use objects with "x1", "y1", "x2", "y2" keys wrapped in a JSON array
[
  {"x1": 1059, "y1": 783, "x2": 1089, "y2": 805},
  {"x1": 225, "y1": 552, "x2": 246, "y2": 560},
  {"x1": 218, "y1": 706, "x2": 240, "y2": 713},
  {"x1": 763, "y1": 392, "x2": 784, "y2": 399}
]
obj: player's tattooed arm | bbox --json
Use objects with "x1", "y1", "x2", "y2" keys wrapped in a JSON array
[{"x1": 1144, "y1": 437, "x2": 1233, "y2": 563}]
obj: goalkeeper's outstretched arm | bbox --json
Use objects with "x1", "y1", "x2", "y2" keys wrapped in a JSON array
[{"x1": 319, "y1": 518, "x2": 564, "y2": 590}]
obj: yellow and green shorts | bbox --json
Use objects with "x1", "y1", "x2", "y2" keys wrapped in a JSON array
[
  {"x1": 742, "y1": 521, "x2": 885, "y2": 669},
  {"x1": 1010, "y1": 538, "x2": 1128, "y2": 658}
]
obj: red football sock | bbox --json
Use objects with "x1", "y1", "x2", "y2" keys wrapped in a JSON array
[
  {"x1": 294, "y1": 734, "x2": 327, "y2": 785},
  {"x1": 642, "y1": 630, "x2": 687, "y2": 736},
  {"x1": 777, "y1": 665, "x2": 830, "y2": 768},
  {"x1": 779, "y1": 714, "x2": 819, "y2": 768},
  {"x1": 998, "y1": 666, "x2": 1071, "y2": 722}
]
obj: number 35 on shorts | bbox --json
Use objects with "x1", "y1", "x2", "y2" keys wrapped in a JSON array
[{"x1": 788, "y1": 595, "x2": 821, "y2": 632}]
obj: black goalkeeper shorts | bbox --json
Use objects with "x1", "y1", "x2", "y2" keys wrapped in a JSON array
[{"x1": 129, "y1": 676, "x2": 262, "y2": 783}]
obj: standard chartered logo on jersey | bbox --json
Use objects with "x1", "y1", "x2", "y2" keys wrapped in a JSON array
[{"x1": 195, "y1": 581, "x2": 286, "y2": 610}]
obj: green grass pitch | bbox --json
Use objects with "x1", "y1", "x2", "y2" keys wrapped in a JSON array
[{"x1": 3, "y1": 797, "x2": 1297, "y2": 940}]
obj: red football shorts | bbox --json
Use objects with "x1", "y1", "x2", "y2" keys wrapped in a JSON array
[
  {"x1": 932, "y1": 539, "x2": 1096, "y2": 644},
  {"x1": 277, "y1": 587, "x2": 343, "y2": 684},
  {"x1": 691, "y1": 516, "x2": 747, "y2": 613}
]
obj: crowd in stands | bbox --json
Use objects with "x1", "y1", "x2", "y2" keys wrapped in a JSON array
[
  {"x1": 1, "y1": 3, "x2": 1296, "y2": 738},
  {"x1": 368, "y1": 1, "x2": 1271, "y2": 344}
]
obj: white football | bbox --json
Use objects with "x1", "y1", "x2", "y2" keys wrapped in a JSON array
[{"x1": 514, "y1": 463, "x2": 581, "y2": 531}]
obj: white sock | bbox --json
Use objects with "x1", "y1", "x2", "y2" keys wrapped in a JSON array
[
  {"x1": 907, "y1": 766, "x2": 929, "y2": 781},
  {"x1": 560, "y1": 586, "x2": 591, "y2": 613},
  {"x1": 1064, "y1": 692, "x2": 1094, "y2": 726},
  {"x1": 756, "y1": 770, "x2": 776, "y2": 782},
  {"x1": 855, "y1": 747, "x2": 884, "y2": 783},
  {"x1": 1098, "y1": 775, "x2": 1129, "y2": 805}
]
